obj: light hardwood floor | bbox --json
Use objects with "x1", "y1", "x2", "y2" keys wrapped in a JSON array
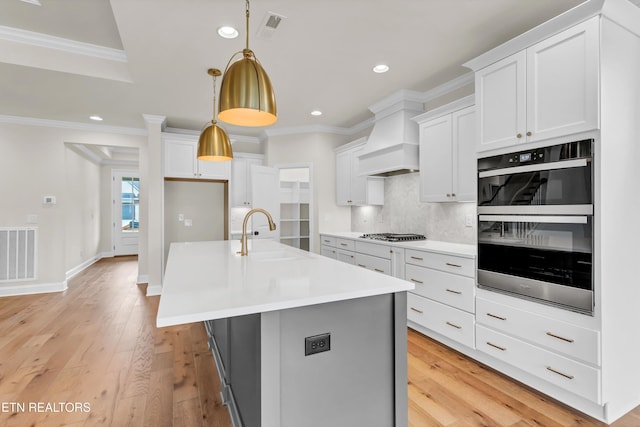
[{"x1": 1, "y1": 256, "x2": 639, "y2": 426}]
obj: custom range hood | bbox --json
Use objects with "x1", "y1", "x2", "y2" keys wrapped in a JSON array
[{"x1": 357, "y1": 95, "x2": 424, "y2": 177}]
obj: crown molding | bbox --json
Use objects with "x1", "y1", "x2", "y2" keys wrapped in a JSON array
[
  {"x1": 0, "y1": 25, "x2": 127, "y2": 62},
  {"x1": 162, "y1": 127, "x2": 263, "y2": 145},
  {"x1": 0, "y1": 114, "x2": 147, "y2": 136},
  {"x1": 264, "y1": 123, "x2": 360, "y2": 138}
]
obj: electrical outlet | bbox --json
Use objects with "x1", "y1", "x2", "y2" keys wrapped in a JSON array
[
  {"x1": 184, "y1": 219, "x2": 192, "y2": 227},
  {"x1": 178, "y1": 213, "x2": 184, "y2": 221},
  {"x1": 465, "y1": 214, "x2": 474, "y2": 227},
  {"x1": 305, "y1": 333, "x2": 331, "y2": 356}
]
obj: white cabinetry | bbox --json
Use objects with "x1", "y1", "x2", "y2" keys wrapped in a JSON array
[
  {"x1": 474, "y1": 17, "x2": 599, "y2": 153},
  {"x1": 405, "y1": 248, "x2": 476, "y2": 348},
  {"x1": 230, "y1": 154, "x2": 263, "y2": 207},
  {"x1": 163, "y1": 133, "x2": 230, "y2": 180},
  {"x1": 476, "y1": 294, "x2": 601, "y2": 403},
  {"x1": 335, "y1": 139, "x2": 384, "y2": 206},
  {"x1": 413, "y1": 97, "x2": 476, "y2": 202}
]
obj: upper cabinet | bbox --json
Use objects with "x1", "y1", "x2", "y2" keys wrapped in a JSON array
[
  {"x1": 414, "y1": 97, "x2": 476, "y2": 202},
  {"x1": 163, "y1": 134, "x2": 231, "y2": 180},
  {"x1": 475, "y1": 17, "x2": 599, "y2": 153},
  {"x1": 230, "y1": 153, "x2": 264, "y2": 208},
  {"x1": 335, "y1": 138, "x2": 384, "y2": 206}
]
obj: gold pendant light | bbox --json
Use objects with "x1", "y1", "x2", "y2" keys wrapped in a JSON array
[
  {"x1": 218, "y1": 0, "x2": 277, "y2": 127},
  {"x1": 198, "y1": 68, "x2": 233, "y2": 162}
]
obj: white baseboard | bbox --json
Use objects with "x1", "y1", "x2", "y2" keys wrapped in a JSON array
[
  {"x1": 66, "y1": 255, "x2": 101, "y2": 280},
  {"x1": 0, "y1": 281, "x2": 68, "y2": 297},
  {"x1": 136, "y1": 274, "x2": 149, "y2": 284},
  {"x1": 146, "y1": 283, "x2": 162, "y2": 296}
]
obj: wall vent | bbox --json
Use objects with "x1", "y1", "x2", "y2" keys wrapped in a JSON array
[
  {"x1": 0, "y1": 227, "x2": 37, "y2": 282},
  {"x1": 256, "y1": 11, "x2": 286, "y2": 40}
]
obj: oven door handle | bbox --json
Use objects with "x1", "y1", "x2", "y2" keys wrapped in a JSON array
[
  {"x1": 478, "y1": 158, "x2": 588, "y2": 178},
  {"x1": 479, "y1": 215, "x2": 588, "y2": 224}
]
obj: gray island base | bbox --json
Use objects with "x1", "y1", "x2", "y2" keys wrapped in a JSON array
[
  {"x1": 157, "y1": 240, "x2": 413, "y2": 427},
  {"x1": 205, "y1": 292, "x2": 407, "y2": 427}
]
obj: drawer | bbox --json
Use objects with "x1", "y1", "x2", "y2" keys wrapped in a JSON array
[
  {"x1": 320, "y1": 235, "x2": 337, "y2": 247},
  {"x1": 336, "y1": 238, "x2": 355, "y2": 251},
  {"x1": 407, "y1": 293, "x2": 475, "y2": 348},
  {"x1": 355, "y1": 241, "x2": 392, "y2": 259},
  {"x1": 337, "y1": 249, "x2": 356, "y2": 265},
  {"x1": 355, "y1": 253, "x2": 391, "y2": 275},
  {"x1": 406, "y1": 264, "x2": 475, "y2": 313},
  {"x1": 476, "y1": 297, "x2": 600, "y2": 366},
  {"x1": 405, "y1": 249, "x2": 474, "y2": 278},
  {"x1": 476, "y1": 325, "x2": 601, "y2": 403},
  {"x1": 320, "y1": 245, "x2": 337, "y2": 259}
]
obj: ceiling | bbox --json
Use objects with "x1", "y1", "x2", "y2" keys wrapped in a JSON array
[{"x1": 0, "y1": 0, "x2": 586, "y2": 138}]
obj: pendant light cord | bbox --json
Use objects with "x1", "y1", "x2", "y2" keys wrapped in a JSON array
[
  {"x1": 245, "y1": 0, "x2": 250, "y2": 51},
  {"x1": 212, "y1": 73, "x2": 218, "y2": 125}
]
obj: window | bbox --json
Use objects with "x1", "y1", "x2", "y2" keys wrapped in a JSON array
[{"x1": 121, "y1": 177, "x2": 140, "y2": 232}]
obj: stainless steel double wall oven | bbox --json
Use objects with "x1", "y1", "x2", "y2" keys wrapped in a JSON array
[{"x1": 477, "y1": 139, "x2": 594, "y2": 314}]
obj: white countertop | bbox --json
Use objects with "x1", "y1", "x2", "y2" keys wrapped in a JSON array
[
  {"x1": 320, "y1": 232, "x2": 477, "y2": 258},
  {"x1": 156, "y1": 239, "x2": 414, "y2": 328}
]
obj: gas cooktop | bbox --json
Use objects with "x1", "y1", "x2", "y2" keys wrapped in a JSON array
[{"x1": 359, "y1": 233, "x2": 426, "y2": 242}]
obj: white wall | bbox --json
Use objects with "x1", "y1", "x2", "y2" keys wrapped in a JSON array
[
  {"x1": 265, "y1": 132, "x2": 351, "y2": 253},
  {"x1": 0, "y1": 122, "x2": 145, "y2": 294}
]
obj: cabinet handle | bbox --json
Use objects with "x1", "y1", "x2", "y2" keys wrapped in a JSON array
[
  {"x1": 340, "y1": 243, "x2": 348, "y2": 247},
  {"x1": 446, "y1": 289, "x2": 462, "y2": 295},
  {"x1": 446, "y1": 321, "x2": 462, "y2": 329},
  {"x1": 410, "y1": 278, "x2": 423, "y2": 284},
  {"x1": 358, "y1": 264, "x2": 367, "y2": 268},
  {"x1": 517, "y1": 133, "x2": 523, "y2": 139},
  {"x1": 526, "y1": 131, "x2": 532, "y2": 137},
  {"x1": 486, "y1": 312, "x2": 507, "y2": 321},
  {"x1": 487, "y1": 341, "x2": 507, "y2": 351},
  {"x1": 446, "y1": 193, "x2": 451, "y2": 197},
  {"x1": 410, "y1": 307, "x2": 423, "y2": 314},
  {"x1": 546, "y1": 332, "x2": 575, "y2": 343},
  {"x1": 451, "y1": 193, "x2": 456, "y2": 197},
  {"x1": 445, "y1": 262, "x2": 462, "y2": 268},
  {"x1": 374, "y1": 268, "x2": 384, "y2": 273},
  {"x1": 323, "y1": 240, "x2": 330, "y2": 243},
  {"x1": 546, "y1": 366, "x2": 574, "y2": 380},
  {"x1": 410, "y1": 256, "x2": 423, "y2": 261}
]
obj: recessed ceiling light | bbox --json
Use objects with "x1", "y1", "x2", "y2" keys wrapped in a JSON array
[
  {"x1": 218, "y1": 26, "x2": 239, "y2": 39},
  {"x1": 373, "y1": 64, "x2": 389, "y2": 74},
  {"x1": 89, "y1": 115, "x2": 103, "y2": 121},
  {"x1": 310, "y1": 110, "x2": 322, "y2": 116}
]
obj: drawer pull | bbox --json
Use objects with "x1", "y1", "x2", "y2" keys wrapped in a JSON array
[
  {"x1": 546, "y1": 366, "x2": 574, "y2": 380},
  {"x1": 445, "y1": 321, "x2": 462, "y2": 329},
  {"x1": 410, "y1": 307, "x2": 424, "y2": 314},
  {"x1": 445, "y1": 262, "x2": 462, "y2": 268},
  {"x1": 374, "y1": 268, "x2": 385, "y2": 273},
  {"x1": 410, "y1": 256, "x2": 424, "y2": 261},
  {"x1": 340, "y1": 243, "x2": 349, "y2": 247},
  {"x1": 323, "y1": 239, "x2": 331, "y2": 243},
  {"x1": 446, "y1": 288, "x2": 462, "y2": 295},
  {"x1": 410, "y1": 278, "x2": 423, "y2": 284},
  {"x1": 486, "y1": 342, "x2": 507, "y2": 351},
  {"x1": 546, "y1": 332, "x2": 575, "y2": 343},
  {"x1": 486, "y1": 312, "x2": 507, "y2": 321},
  {"x1": 358, "y1": 264, "x2": 367, "y2": 268}
]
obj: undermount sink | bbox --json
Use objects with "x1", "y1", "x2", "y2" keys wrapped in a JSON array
[{"x1": 247, "y1": 250, "x2": 305, "y2": 262}]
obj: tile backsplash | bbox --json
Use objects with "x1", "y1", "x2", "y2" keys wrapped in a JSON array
[{"x1": 351, "y1": 172, "x2": 477, "y2": 244}]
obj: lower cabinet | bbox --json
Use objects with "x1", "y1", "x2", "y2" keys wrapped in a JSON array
[
  {"x1": 405, "y1": 248, "x2": 476, "y2": 350},
  {"x1": 476, "y1": 325, "x2": 601, "y2": 403},
  {"x1": 407, "y1": 293, "x2": 475, "y2": 348}
]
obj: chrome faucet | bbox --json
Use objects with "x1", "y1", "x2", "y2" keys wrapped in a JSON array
[{"x1": 239, "y1": 208, "x2": 277, "y2": 256}]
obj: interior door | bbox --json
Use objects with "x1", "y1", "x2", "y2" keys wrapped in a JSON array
[
  {"x1": 113, "y1": 170, "x2": 140, "y2": 256},
  {"x1": 250, "y1": 165, "x2": 280, "y2": 240}
]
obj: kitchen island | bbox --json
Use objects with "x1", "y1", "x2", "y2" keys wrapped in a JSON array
[{"x1": 157, "y1": 239, "x2": 413, "y2": 427}]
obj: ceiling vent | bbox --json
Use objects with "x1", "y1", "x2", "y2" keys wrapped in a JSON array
[{"x1": 256, "y1": 12, "x2": 286, "y2": 40}]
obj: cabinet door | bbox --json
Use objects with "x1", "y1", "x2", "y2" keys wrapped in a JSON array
[
  {"x1": 349, "y1": 148, "x2": 368, "y2": 205},
  {"x1": 231, "y1": 157, "x2": 249, "y2": 207},
  {"x1": 198, "y1": 159, "x2": 230, "y2": 180},
  {"x1": 452, "y1": 106, "x2": 476, "y2": 202},
  {"x1": 335, "y1": 150, "x2": 352, "y2": 205},
  {"x1": 526, "y1": 17, "x2": 599, "y2": 143},
  {"x1": 250, "y1": 165, "x2": 280, "y2": 240},
  {"x1": 476, "y1": 51, "x2": 527, "y2": 152},
  {"x1": 419, "y1": 115, "x2": 453, "y2": 202},
  {"x1": 164, "y1": 139, "x2": 197, "y2": 178}
]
